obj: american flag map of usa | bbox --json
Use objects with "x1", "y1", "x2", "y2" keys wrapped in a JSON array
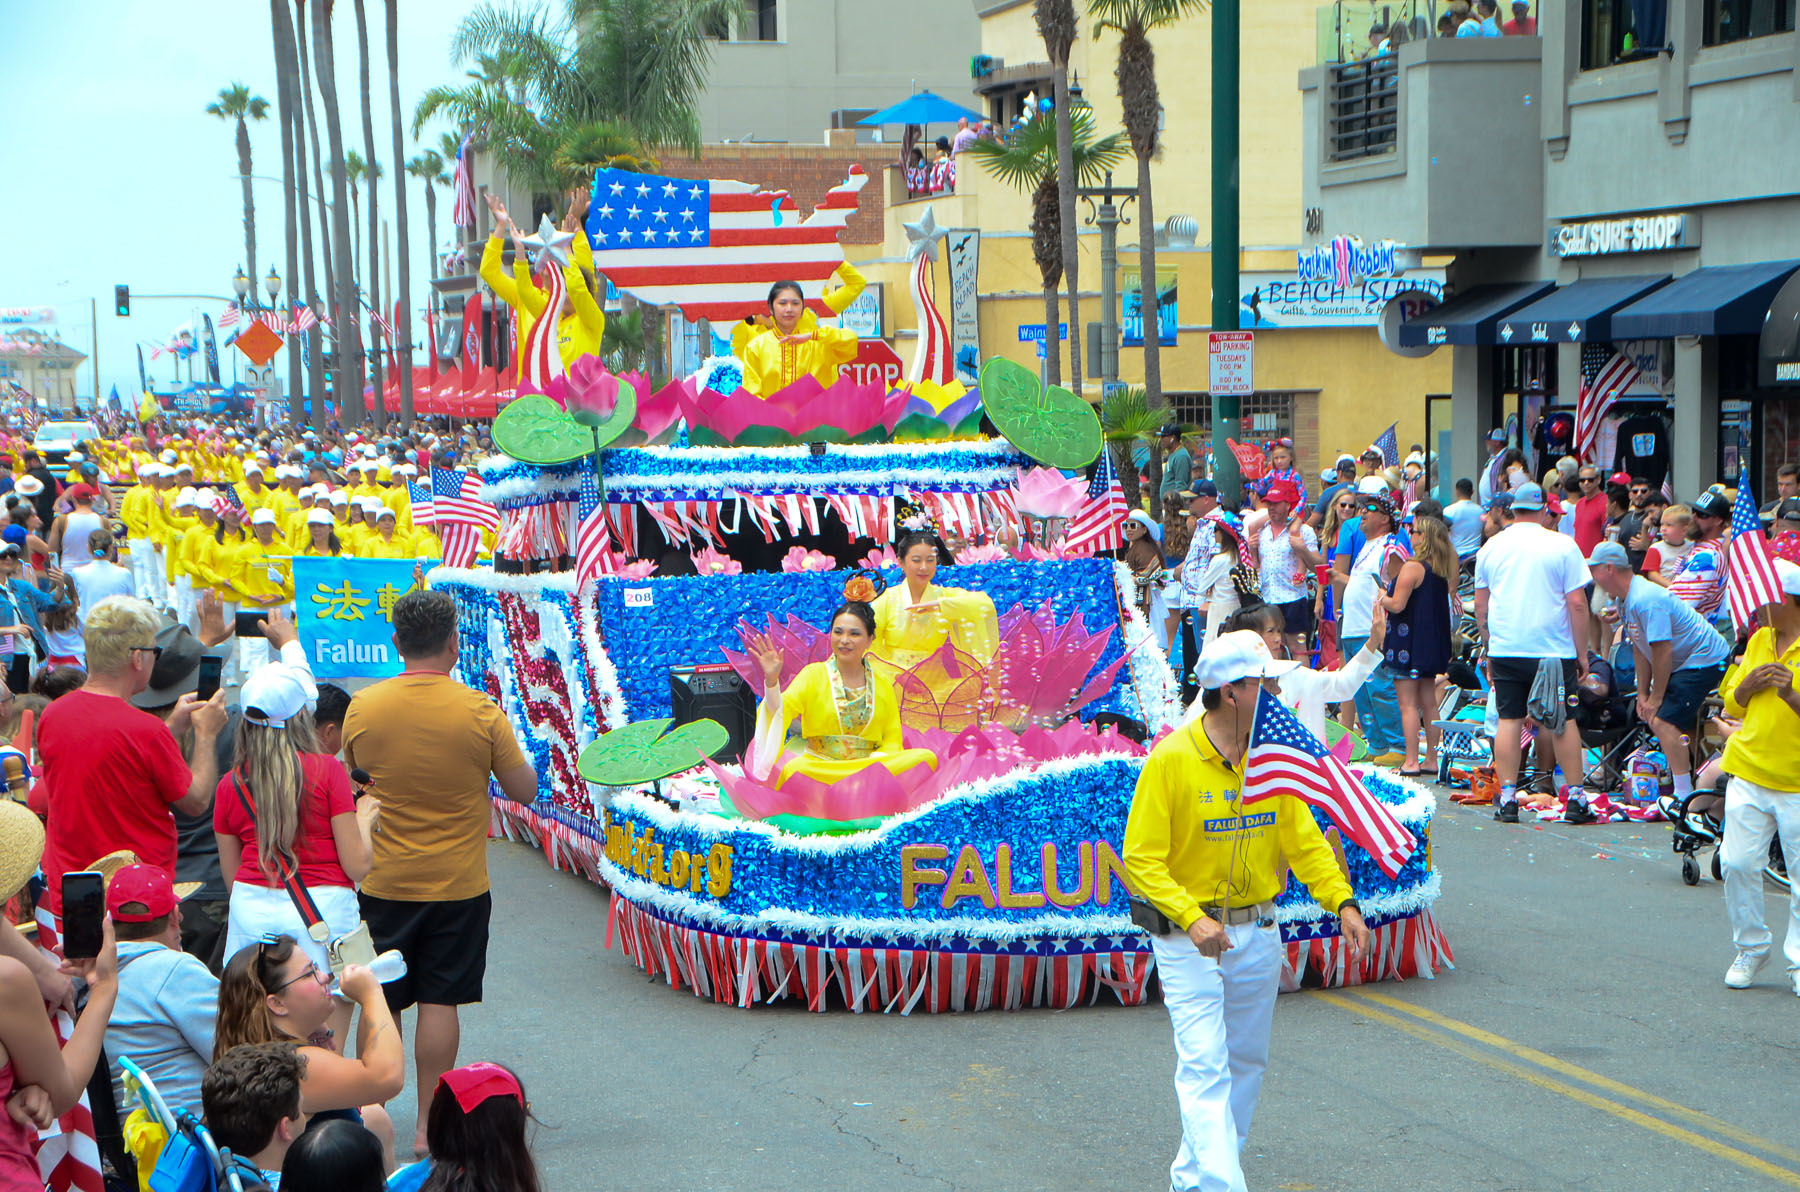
[{"x1": 583, "y1": 165, "x2": 868, "y2": 324}]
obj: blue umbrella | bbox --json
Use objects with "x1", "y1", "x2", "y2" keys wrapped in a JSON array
[{"x1": 857, "y1": 90, "x2": 987, "y2": 128}]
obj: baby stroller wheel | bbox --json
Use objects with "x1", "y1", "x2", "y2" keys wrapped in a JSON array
[
  {"x1": 1682, "y1": 855, "x2": 1700, "y2": 886},
  {"x1": 1711, "y1": 850, "x2": 1723, "y2": 882}
]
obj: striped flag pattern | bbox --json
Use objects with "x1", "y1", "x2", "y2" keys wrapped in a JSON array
[
  {"x1": 33, "y1": 910, "x2": 102, "y2": 1192},
  {"x1": 1062, "y1": 449, "x2": 1128, "y2": 554},
  {"x1": 1242, "y1": 687, "x2": 1416, "y2": 879},
  {"x1": 451, "y1": 128, "x2": 476, "y2": 227},
  {"x1": 583, "y1": 165, "x2": 868, "y2": 323},
  {"x1": 575, "y1": 465, "x2": 617, "y2": 584},
  {"x1": 407, "y1": 478, "x2": 436, "y2": 528},
  {"x1": 1726, "y1": 481, "x2": 1785, "y2": 635},
  {"x1": 431, "y1": 466, "x2": 499, "y2": 567},
  {"x1": 1574, "y1": 345, "x2": 1638, "y2": 465},
  {"x1": 521, "y1": 260, "x2": 566, "y2": 388},
  {"x1": 218, "y1": 302, "x2": 240, "y2": 330},
  {"x1": 905, "y1": 250, "x2": 953, "y2": 386}
]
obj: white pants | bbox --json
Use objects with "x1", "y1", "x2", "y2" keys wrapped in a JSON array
[
  {"x1": 127, "y1": 539, "x2": 165, "y2": 605},
  {"x1": 174, "y1": 576, "x2": 196, "y2": 630},
  {"x1": 1151, "y1": 922, "x2": 1284, "y2": 1192},
  {"x1": 225, "y1": 881, "x2": 363, "y2": 974},
  {"x1": 1722, "y1": 776, "x2": 1800, "y2": 974}
]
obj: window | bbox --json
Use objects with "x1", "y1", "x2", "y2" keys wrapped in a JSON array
[
  {"x1": 1582, "y1": 0, "x2": 1664, "y2": 69},
  {"x1": 710, "y1": 0, "x2": 778, "y2": 42},
  {"x1": 1703, "y1": 0, "x2": 1796, "y2": 44},
  {"x1": 750, "y1": 0, "x2": 778, "y2": 42}
]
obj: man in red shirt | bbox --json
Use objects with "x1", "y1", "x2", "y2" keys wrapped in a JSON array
[
  {"x1": 1571, "y1": 465, "x2": 1608, "y2": 556},
  {"x1": 38, "y1": 595, "x2": 225, "y2": 924},
  {"x1": 1503, "y1": 0, "x2": 1536, "y2": 34}
]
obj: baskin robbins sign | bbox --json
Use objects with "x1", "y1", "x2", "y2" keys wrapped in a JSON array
[{"x1": 1297, "y1": 236, "x2": 1405, "y2": 289}]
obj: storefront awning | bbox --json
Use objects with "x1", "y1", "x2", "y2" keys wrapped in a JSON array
[
  {"x1": 1761, "y1": 268, "x2": 1800, "y2": 387},
  {"x1": 1609, "y1": 260, "x2": 1800, "y2": 340},
  {"x1": 1495, "y1": 275, "x2": 1671, "y2": 345},
  {"x1": 1397, "y1": 281, "x2": 1554, "y2": 348}
]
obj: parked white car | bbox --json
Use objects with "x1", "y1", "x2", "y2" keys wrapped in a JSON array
[{"x1": 32, "y1": 420, "x2": 99, "y2": 461}]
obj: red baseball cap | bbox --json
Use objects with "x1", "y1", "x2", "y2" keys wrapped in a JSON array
[
  {"x1": 66, "y1": 483, "x2": 98, "y2": 503},
  {"x1": 106, "y1": 864, "x2": 180, "y2": 922},
  {"x1": 1608, "y1": 471, "x2": 1632, "y2": 486},
  {"x1": 1263, "y1": 478, "x2": 1301, "y2": 506}
]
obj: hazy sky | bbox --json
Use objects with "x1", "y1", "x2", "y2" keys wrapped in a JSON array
[{"x1": 0, "y1": 0, "x2": 479, "y2": 399}]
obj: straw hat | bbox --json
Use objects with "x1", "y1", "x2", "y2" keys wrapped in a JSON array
[
  {"x1": 87, "y1": 849, "x2": 202, "y2": 900},
  {"x1": 0, "y1": 800, "x2": 43, "y2": 902}
]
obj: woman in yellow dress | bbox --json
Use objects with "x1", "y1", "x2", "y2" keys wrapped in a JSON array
[
  {"x1": 740, "y1": 280, "x2": 860, "y2": 397},
  {"x1": 358, "y1": 508, "x2": 416, "y2": 559},
  {"x1": 743, "y1": 590, "x2": 936, "y2": 793},
  {"x1": 867, "y1": 533, "x2": 1000, "y2": 727},
  {"x1": 297, "y1": 509, "x2": 341, "y2": 558}
]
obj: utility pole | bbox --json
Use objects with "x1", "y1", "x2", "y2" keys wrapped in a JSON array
[
  {"x1": 1209, "y1": 0, "x2": 1243, "y2": 504},
  {"x1": 89, "y1": 297, "x2": 99, "y2": 411},
  {"x1": 1080, "y1": 171, "x2": 1137, "y2": 389}
]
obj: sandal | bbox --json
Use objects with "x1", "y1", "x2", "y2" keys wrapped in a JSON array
[{"x1": 1398, "y1": 767, "x2": 1425, "y2": 777}]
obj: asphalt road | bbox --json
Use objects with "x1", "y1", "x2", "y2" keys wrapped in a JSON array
[{"x1": 380, "y1": 797, "x2": 1800, "y2": 1191}]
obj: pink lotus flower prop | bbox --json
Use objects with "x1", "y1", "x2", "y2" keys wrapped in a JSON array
[
  {"x1": 780, "y1": 545, "x2": 836, "y2": 574},
  {"x1": 954, "y1": 542, "x2": 1009, "y2": 564},
  {"x1": 637, "y1": 377, "x2": 690, "y2": 442},
  {"x1": 710, "y1": 720, "x2": 1143, "y2": 827},
  {"x1": 720, "y1": 614, "x2": 833, "y2": 697},
  {"x1": 617, "y1": 558, "x2": 657, "y2": 579},
  {"x1": 857, "y1": 545, "x2": 898, "y2": 570},
  {"x1": 691, "y1": 545, "x2": 743, "y2": 576},
  {"x1": 676, "y1": 374, "x2": 907, "y2": 444},
  {"x1": 989, "y1": 600, "x2": 1132, "y2": 728},
  {"x1": 1013, "y1": 466, "x2": 1088, "y2": 519}
]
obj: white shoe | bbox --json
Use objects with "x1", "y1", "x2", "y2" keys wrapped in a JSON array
[
  {"x1": 1725, "y1": 950, "x2": 1769, "y2": 989},
  {"x1": 1791, "y1": 971, "x2": 1800, "y2": 999}
]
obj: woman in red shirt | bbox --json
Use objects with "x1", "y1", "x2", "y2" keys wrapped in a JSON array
[{"x1": 214, "y1": 663, "x2": 379, "y2": 1040}]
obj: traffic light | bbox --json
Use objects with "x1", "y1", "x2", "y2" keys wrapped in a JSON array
[{"x1": 114, "y1": 285, "x2": 129, "y2": 316}]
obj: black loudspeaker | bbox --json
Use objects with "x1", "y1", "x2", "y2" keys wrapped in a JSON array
[{"x1": 669, "y1": 665, "x2": 756, "y2": 763}]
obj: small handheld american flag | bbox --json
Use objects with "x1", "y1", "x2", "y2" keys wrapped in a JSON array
[
  {"x1": 1726, "y1": 482, "x2": 1785, "y2": 634},
  {"x1": 1062, "y1": 450, "x2": 1127, "y2": 554},
  {"x1": 407, "y1": 478, "x2": 436, "y2": 528},
  {"x1": 431, "y1": 466, "x2": 499, "y2": 568},
  {"x1": 1242, "y1": 687, "x2": 1416, "y2": 879},
  {"x1": 574, "y1": 464, "x2": 618, "y2": 585},
  {"x1": 1371, "y1": 422, "x2": 1399, "y2": 469}
]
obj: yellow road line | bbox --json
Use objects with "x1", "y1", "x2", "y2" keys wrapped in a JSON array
[
  {"x1": 1346, "y1": 988, "x2": 1800, "y2": 1167},
  {"x1": 1324, "y1": 996, "x2": 1800, "y2": 1188}
]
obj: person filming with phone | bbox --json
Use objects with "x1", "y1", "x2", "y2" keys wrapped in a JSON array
[
  {"x1": 1124, "y1": 630, "x2": 1369, "y2": 1192},
  {"x1": 37, "y1": 596, "x2": 226, "y2": 944}
]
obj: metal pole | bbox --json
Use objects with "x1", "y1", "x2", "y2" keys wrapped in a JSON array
[
  {"x1": 89, "y1": 297, "x2": 99, "y2": 412},
  {"x1": 1099, "y1": 192, "x2": 1119, "y2": 386},
  {"x1": 1209, "y1": 0, "x2": 1243, "y2": 504}
]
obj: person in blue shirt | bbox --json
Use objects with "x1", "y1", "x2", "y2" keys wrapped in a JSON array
[
  {"x1": 1443, "y1": 477, "x2": 1487, "y2": 565},
  {"x1": 1590, "y1": 542, "x2": 1731, "y2": 803},
  {"x1": 103, "y1": 864, "x2": 217, "y2": 1120},
  {"x1": 0, "y1": 542, "x2": 69, "y2": 692}
]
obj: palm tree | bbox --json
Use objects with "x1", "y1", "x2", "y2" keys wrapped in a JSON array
[
  {"x1": 968, "y1": 108, "x2": 1125, "y2": 389},
  {"x1": 352, "y1": 0, "x2": 385, "y2": 429},
  {"x1": 1035, "y1": 0, "x2": 1083, "y2": 397},
  {"x1": 384, "y1": 0, "x2": 414, "y2": 423},
  {"x1": 405, "y1": 151, "x2": 445, "y2": 277},
  {"x1": 1091, "y1": 0, "x2": 1205, "y2": 492},
  {"x1": 312, "y1": 0, "x2": 366, "y2": 424},
  {"x1": 268, "y1": 5, "x2": 304, "y2": 425},
  {"x1": 344, "y1": 150, "x2": 371, "y2": 267},
  {"x1": 414, "y1": 0, "x2": 738, "y2": 198},
  {"x1": 206, "y1": 84, "x2": 271, "y2": 291},
  {"x1": 295, "y1": 0, "x2": 335, "y2": 303},
  {"x1": 1099, "y1": 384, "x2": 1161, "y2": 510},
  {"x1": 280, "y1": 0, "x2": 327, "y2": 422}
]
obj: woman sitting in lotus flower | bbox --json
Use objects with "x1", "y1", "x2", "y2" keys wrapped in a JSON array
[
  {"x1": 744, "y1": 576, "x2": 937, "y2": 794},
  {"x1": 740, "y1": 279, "x2": 860, "y2": 397},
  {"x1": 868, "y1": 532, "x2": 1000, "y2": 726}
]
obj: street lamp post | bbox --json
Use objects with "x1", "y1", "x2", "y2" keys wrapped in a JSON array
[{"x1": 1079, "y1": 172, "x2": 1137, "y2": 390}]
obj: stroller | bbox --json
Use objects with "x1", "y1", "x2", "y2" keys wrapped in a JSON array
[
  {"x1": 1661, "y1": 786, "x2": 1793, "y2": 889},
  {"x1": 119, "y1": 1056, "x2": 265, "y2": 1192},
  {"x1": 1570, "y1": 651, "x2": 1650, "y2": 795}
]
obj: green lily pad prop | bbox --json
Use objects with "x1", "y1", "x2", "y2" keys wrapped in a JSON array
[
  {"x1": 1324, "y1": 719, "x2": 1368, "y2": 763},
  {"x1": 578, "y1": 718, "x2": 730, "y2": 785},
  {"x1": 977, "y1": 356, "x2": 1103, "y2": 469},
  {"x1": 491, "y1": 395, "x2": 591, "y2": 465},
  {"x1": 572, "y1": 380, "x2": 638, "y2": 451}
]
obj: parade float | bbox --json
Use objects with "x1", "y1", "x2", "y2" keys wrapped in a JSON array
[{"x1": 438, "y1": 172, "x2": 1451, "y2": 1013}]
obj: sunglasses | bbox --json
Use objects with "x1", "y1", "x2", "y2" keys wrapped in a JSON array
[{"x1": 131, "y1": 644, "x2": 164, "y2": 658}]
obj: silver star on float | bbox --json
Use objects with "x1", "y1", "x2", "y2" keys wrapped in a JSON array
[
  {"x1": 519, "y1": 213, "x2": 575, "y2": 271},
  {"x1": 904, "y1": 204, "x2": 948, "y2": 263}
]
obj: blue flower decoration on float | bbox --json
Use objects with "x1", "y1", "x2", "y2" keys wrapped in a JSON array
[{"x1": 696, "y1": 355, "x2": 744, "y2": 397}]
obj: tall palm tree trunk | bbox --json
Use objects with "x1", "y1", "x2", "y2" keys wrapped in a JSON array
[
  {"x1": 1136, "y1": 147, "x2": 1163, "y2": 491},
  {"x1": 270, "y1": 0, "x2": 302, "y2": 426},
  {"x1": 1037, "y1": 0, "x2": 1081, "y2": 397},
  {"x1": 296, "y1": 0, "x2": 334, "y2": 308},
  {"x1": 284, "y1": 0, "x2": 326, "y2": 425},
  {"x1": 312, "y1": 0, "x2": 365, "y2": 425},
  {"x1": 423, "y1": 184, "x2": 438, "y2": 289},
  {"x1": 354, "y1": 0, "x2": 384, "y2": 431},
  {"x1": 235, "y1": 117, "x2": 258, "y2": 292},
  {"x1": 384, "y1": 0, "x2": 413, "y2": 425}
]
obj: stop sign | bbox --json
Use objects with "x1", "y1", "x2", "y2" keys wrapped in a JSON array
[{"x1": 841, "y1": 338, "x2": 905, "y2": 389}]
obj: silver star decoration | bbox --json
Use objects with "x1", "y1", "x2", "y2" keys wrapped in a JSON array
[
  {"x1": 519, "y1": 213, "x2": 574, "y2": 270},
  {"x1": 904, "y1": 204, "x2": 948, "y2": 263}
]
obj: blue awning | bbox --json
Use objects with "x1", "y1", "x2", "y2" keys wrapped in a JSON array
[
  {"x1": 1397, "y1": 281, "x2": 1554, "y2": 348},
  {"x1": 1495, "y1": 275, "x2": 1671, "y2": 345},
  {"x1": 1609, "y1": 260, "x2": 1800, "y2": 340}
]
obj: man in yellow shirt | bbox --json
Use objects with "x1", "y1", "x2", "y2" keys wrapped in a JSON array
[
  {"x1": 1717, "y1": 559, "x2": 1800, "y2": 994},
  {"x1": 120, "y1": 463, "x2": 163, "y2": 604},
  {"x1": 162, "y1": 486, "x2": 199, "y2": 622},
  {"x1": 233, "y1": 508, "x2": 293, "y2": 676},
  {"x1": 236, "y1": 463, "x2": 272, "y2": 513},
  {"x1": 1124, "y1": 631, "x2": 1368, "y2": 1192}
]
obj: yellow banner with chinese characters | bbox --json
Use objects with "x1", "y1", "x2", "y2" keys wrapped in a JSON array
[{"x1": 293, "y1": 557, "x2": 426, "y2": 679}]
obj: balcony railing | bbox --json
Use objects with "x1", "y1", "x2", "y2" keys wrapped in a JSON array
[{"x1": 1326, "y1": 55, "x2": 1399, "y2": 162}]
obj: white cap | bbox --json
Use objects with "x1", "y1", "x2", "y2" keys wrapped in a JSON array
[
  {"x1": 328, "y1": 490, "x2": 349, "y2": 505},
  {"x1": 360, "y1": 497, "x2": 385, "y2": 514},
  {"x1": 159, "y1": 450, "x2": 179, "y2": 464},
  {"x1": 250, "y1": 508, "x2": 278, "y2": 526},
  {"x1": 396, "y1": 463, "x2": 418, "y2": 477},
  {"x1": 1356, "y1": 475, "x2": 1390, "y2": 496},
  {"x1": 376, "y1": 506, "x2": 397, "y2": 520},
  {"x1": 240, "y1": 663, "x2": 313, "y2": 729},
  {"x1": 307, "y1": 508, "x2": 335, "y2": 526},
  {"x1": 1777, "y1": 559, "x2": 1800, "y2": 598},
  {"x1": 175, "y1": 461, "x2": 194, "y2": 473},
  {"x1": 196, "y1": 487, "x2": 217, "y2": 506},
  {"x1": 66, "y1": 452, "x2": 83, "y2": 463},
  {"x1": 1193, "y1": 630, "x2": 1299, "y2": 689},
  {"x1": 134, "y1": 463, "x2": 153, "y2": 478},
  {"x1": 175, "y1": 486, "x2": 198, "y2": 507},
  {"x1": 359, "y1": 444, "x2": 377, "y2": 458},
  {"x1": 244, "y1": 462, "x2": 263, "y2": 475}
]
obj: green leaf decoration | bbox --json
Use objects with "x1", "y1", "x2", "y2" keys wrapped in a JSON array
[
  {"x1": 491, "y1": 395, "x2": 591, "y2": 465},
  {"x1": 578, "y1": 718, "x2": 731, "y2": 785},
  {"x1": 977, "y1": 356, "x2": 1103, "y2": 468}
]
